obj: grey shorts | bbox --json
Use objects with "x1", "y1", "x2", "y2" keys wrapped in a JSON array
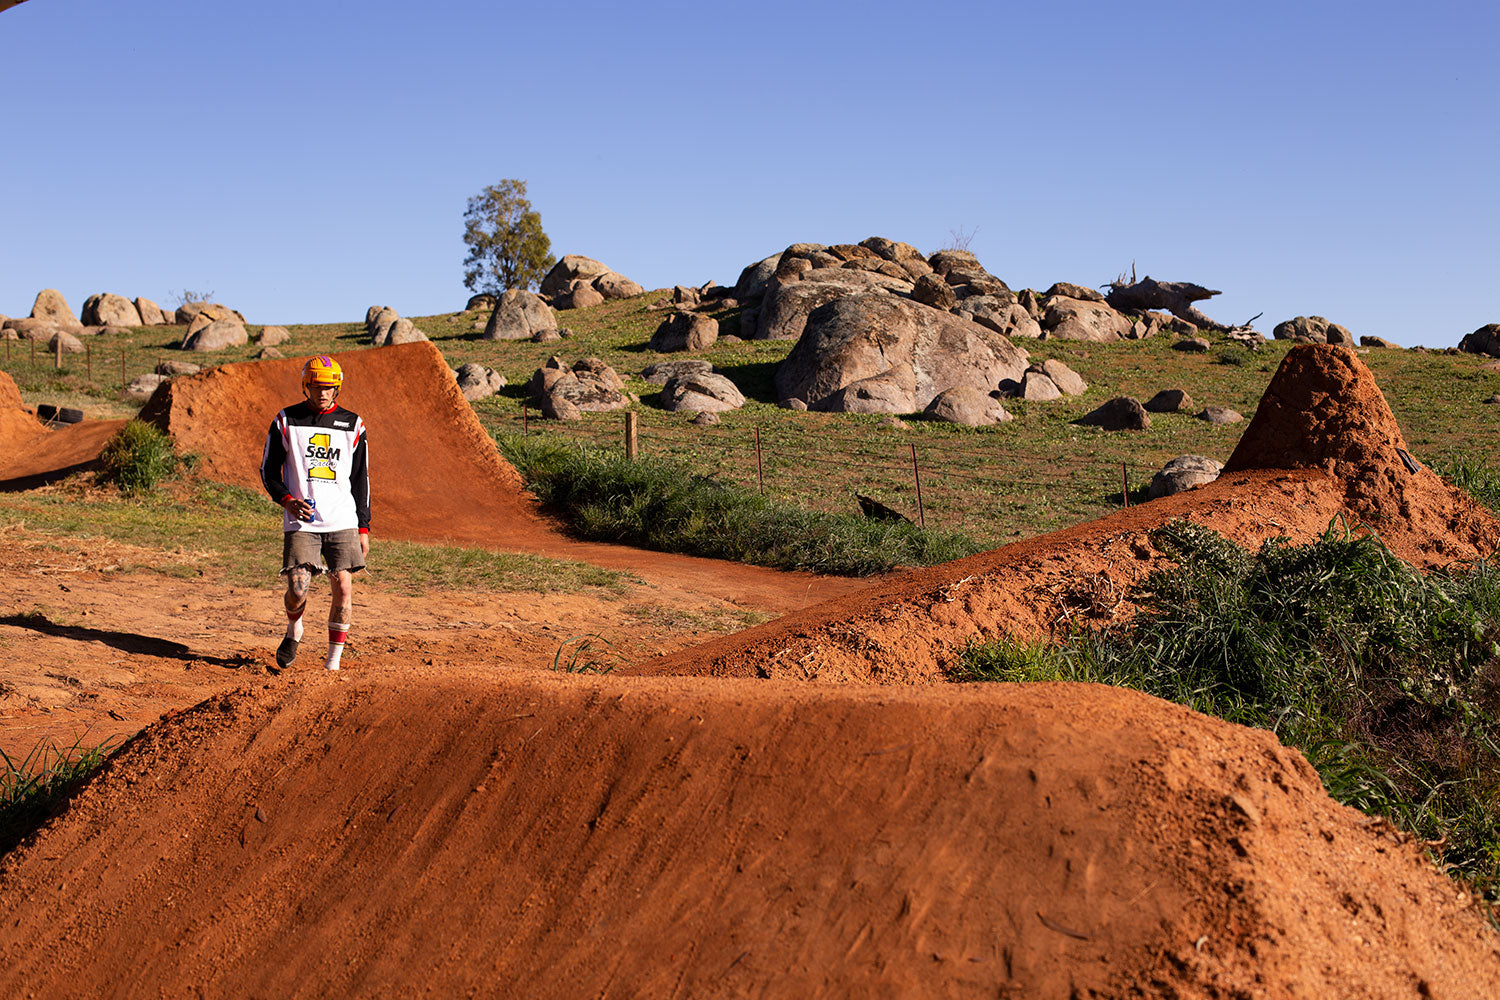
[{"x1": 282, "y1": 528, "x2": 366, "y2": 576}]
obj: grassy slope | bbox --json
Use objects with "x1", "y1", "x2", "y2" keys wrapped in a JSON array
[{"x1": 4, "y1": 292, "x2": 1499, "y2": 554}]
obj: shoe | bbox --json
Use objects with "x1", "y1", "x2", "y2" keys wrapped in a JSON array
[{"x1": 275, "y1": 636, "x2": 299, "y2": 671}]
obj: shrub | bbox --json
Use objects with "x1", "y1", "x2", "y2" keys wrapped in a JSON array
[
  {"x1": 498, "y1": 433, "x2": 979, "y2": 576},
  {"x1": 954, "y1": 519, "x2": 1500, "y2": 899},
  {"x1": 96, "y1": 420, "x2": 180, "y2": 495}
]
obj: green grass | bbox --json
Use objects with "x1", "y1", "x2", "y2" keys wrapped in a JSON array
[
  {"x1": 1, "y1": 735, "x2": 116, "y2": 855},
  {"x1": 499, "y1": 432, "x2": 979, "y2": 575},
  {"x1": 0, "y1": 476, "x2": 631, "y2": 596},
  {"x1": 954, "y1": 518, "x2": 1500, "y2": 901}
]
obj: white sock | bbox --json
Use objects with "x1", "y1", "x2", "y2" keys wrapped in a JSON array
[
  {"x1": 285, "y1": 614, "x2": 304, "y2": 642},
  {"x1": 325, "y1": 622, "x2": 348, "y2": 671}
]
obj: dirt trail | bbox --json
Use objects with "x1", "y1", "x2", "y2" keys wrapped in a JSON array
[
  {"x1": 3, "y1": 671, "x2": 1496, "y2": 999},
  {"x1": 635, "y1": 347, "x2": 1500, "y2": 685}
]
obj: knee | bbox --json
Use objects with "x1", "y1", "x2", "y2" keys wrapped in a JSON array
[{"x1": 287, "y1": 568, "x2": 312, "y2": 598}]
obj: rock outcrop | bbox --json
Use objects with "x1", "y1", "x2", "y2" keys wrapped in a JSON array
[
  {"x1": 540, "y1": 255, "x2": 644, "y2": 308},
  {"x1": 484, "y1": 290, "x2": 556, "y2": 341}
]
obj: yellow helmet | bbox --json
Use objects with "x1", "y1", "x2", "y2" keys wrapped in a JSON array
[{"x1": 301, "y1": 355, "x2": 343, "y2": 390}]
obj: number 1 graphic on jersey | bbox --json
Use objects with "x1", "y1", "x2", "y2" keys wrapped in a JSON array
[{"x1": 305, "y1": 432, "x2": 340, "y2": 481}]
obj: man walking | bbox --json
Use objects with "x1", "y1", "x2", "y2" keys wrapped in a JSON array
[{"x1": 260, "y1": 355, "x2": 370, "y2": 672}]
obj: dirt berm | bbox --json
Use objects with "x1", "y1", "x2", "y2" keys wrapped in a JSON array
[
  {"x1": 636, "y1": 346, "x2": 1500, "y2": 685},
  {"x1": 2, "y1": 671, "x2": 1496, "y2": 998},
  {"x1": 0, "y1": 370, "x2": 128, "y2": 489}
]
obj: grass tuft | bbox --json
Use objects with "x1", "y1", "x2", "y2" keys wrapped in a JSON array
[
  {"x1": 0, "y1": 736, "x2": 116, "y2": 855},
  {"x1": 498, "y1": 433, "x2": 980, "y2": 575},
  {"x1": 96, "y1": 421, "x2": 182, "y2": 495},
  {"x1": 954, "y1": 518, "x2": 1500, "y2": 901}
]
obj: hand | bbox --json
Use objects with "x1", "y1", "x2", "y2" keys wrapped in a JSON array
[
  {"x1": 283, "y1": 497, "x2": 314, "y2": 521},
  {"x1": 359, "y1": 532, "x2": 370, "y2": 559}
]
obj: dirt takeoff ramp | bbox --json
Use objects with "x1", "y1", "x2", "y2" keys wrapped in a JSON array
[
  {"x1": 637, "y1": 346, "x2": 1500, "y2": 685},
  {"x1": 0, "y1": 370, "x2": 128, "y2": 489},
  {"x1": 3, "y1": 672, "x2": 1496, "y2": 998}
]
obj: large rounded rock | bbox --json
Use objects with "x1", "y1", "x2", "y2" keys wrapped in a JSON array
[
  {"x1": 592, "y1": 272, "x2": 644, "y2": 299},
  {"x1": 175, "y1": 302, "x2": 238, "y2": 326},
  {"x1": 455, "y1": 363, "x2": 506, "y2": 402},
  {"x1": 48, "y1": 331, "x2": 84, "y2": 355},
  {"x1": 1019, "y1": 371, "x2": 1061, "y2": 401},
  {"x1": 733, "y1": 253, "x2": 783, "y2": 302},
  {"x1": 1458, "y1": 324, "x2": 1500, "y2": 358},
  {"x1": 661, "y1": 372, "x2": 745, "y2": 413},
  {"x1": 800, "y1": 268, "x2": 911, "y2": 294},
  {"x1": 1197, "y1": 405, "x2": 1243, "y2": 425},
  {"x1": 818, "y1": 364, "x2": 918, "y2": 415},
  {"x1": 5, "y1": 318, "x2": 66, "y2": 340},
  {"x1": 123, "y1": 373, "x2": 167, "y2": 402},
  {"x1": 135, "y1": 297, "x2": 167, "y2": 326},
  {"x1": 1041, "y1": 297, "x2": 1130, "y2": 342},
  {"x1": 30, "y1": 289, "x2": 76, "y2": 325},
  {"x1": 858, "y1": 237, "x2": 925, "y2": 263},
  {"x1": 649, "y1": 311, "x2": 718, "y2": 352},
  {"x1": 368, "y1": 307, "x2": 400, "y2": 345},
  {"x1": 912, "y1": 273, "x2": 958, "y2": 310},
  {"x1": 1077, "y1": 396, "x2": 1150, "y2": 431},
  {"x1": 1144, "y1": 388, "x2": 1195, "y2": 413},
  {"x1": 755, "y1": 279, "x2": 861, "y2": 341},
  {"x1": 1273, "y1": 315, "x2": 1355, "y2": 347},
  {"x1": 961, "y1": 297, "x2": 1040, "y2": 340},
  {"x1": 923, "y1": 386, "x2": 1011, "y2": 426},
  {"x1": 1149, "y1": 455, "x2": 1223, "y2": 499},
  {"x1": 484, "y1": 290, "x2": 556, "y2": 341},
  {"x1": 775, "y1": 292, "x2": 1029, "y2": 413},
  {"x1": 1031, "y1": 359, "x2": 1087, "y2": 396},
  {"x1": 540, "y1": 255, "x2": 614, "y2": 300},
  {"x1": 386, "y1": 317, "x2": 428, "y2": 345},
  {"x1": 1044, "y1": 281, "x2": 1105, "y2": 303},
  {"x1": 572, "y1": 357, "x2": 625, "y2": 391},
  {"x1": 641, "y1": 359, "x2": 713, "y2": 385},
  {"x1": 465, "y1": 293, "x2": 497, "y2": 313},
  {"x1": 927, "y1": 249, "x2": 982, "y2": 276},
  {"x1": 257, "y1": 325, "x2": 291, "y2": 347},
  {"x1": 547, "y1": 371, "x2": 631, "y2": 413},
  {"x1": 81, "y1": 293, "x2": 142, "y2": 328},
  {"x1": 182, "y1": 318, "x2": 248, "y2": 351},
  {"x1": 557, "y1": 282, "x2": 605, "y2": 310}
]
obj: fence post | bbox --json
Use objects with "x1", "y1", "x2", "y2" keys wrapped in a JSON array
[
  {"x1": 31, "y1": 338, "x2": 36, "y2": 365},
  {"x1": 910, "y1": 443, "x2": 925, "y2": 528},
  {"x1": 1121, "y1": 461, "x2": 1130, "y2": 508},
  {"x1": 754, "y1": 426, "x2": 764, "y2": 491},
  {"x1": 54, "y1": 336, "x2": 62, "y2": 370},
  {"x1": 625, "y1": 411, "x2": 638, "y2": 461}
]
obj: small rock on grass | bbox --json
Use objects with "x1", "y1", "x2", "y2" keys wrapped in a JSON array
[{"x1": 691, "y1": 411, "x2": 721, "y2": 426}]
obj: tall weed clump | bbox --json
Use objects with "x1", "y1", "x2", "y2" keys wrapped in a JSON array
[
  {"x1": 96, "y1": 420, "x2": 181, "y2": 495},
  {"x1": 1, "y1": 736, "x2": 115, "y2": 855},
  {"x1": 499, "y1": 433, "x2": 979, "y2": 575},
  {"x1": 956, "y1": 519, "x2": 1500, "y2": 899}
]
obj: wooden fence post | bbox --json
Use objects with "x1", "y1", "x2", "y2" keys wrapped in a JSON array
[
  {"x1": 54, "y1": 336, "x2": 62, "y2": 370},
  {"x1": 625, "y1": 411, "x2": 638, "y2": 461},
  {"x1": 754, "y1": 426, "x2": 764, "y2": 491},
  {"x1": 910, "y1": 443, "x2": 925, "y2": 528},
  {"x1": 1121, "y1": 461, "x2": 1130, "y2": 508}
]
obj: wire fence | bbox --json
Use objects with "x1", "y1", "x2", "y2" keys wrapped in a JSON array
[{"x1": 493, "y1": 406, "x2": 1166, "y2": 537}]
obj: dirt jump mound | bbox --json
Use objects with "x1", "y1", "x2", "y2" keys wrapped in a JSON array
[
  {"x1": 140, "y1": 341, "x2": 530, "y2": 546},
  {"x1": 3, "y1": 672, "x2": 1496, "y2": 998},
  {"x1": 0, "y1": 370, "x2": 129, "y2": 489},
  {"x1": 637, "y1": 346, "x2": 1500, "y2": 685}
]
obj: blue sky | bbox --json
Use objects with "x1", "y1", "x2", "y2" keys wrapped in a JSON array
[{"x1": 2, "y1": 0, "x2": 1495, "y2": 346}]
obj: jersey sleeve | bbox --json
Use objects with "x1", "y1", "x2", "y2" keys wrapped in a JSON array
[
  {"x1": 260, "y1": 410, "x2": 291, "y2": 503},
  {"x1": 350, "y1": 419, "x2": 370, "y2": 531}
]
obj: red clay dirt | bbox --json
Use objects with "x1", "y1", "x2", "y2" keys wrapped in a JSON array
[
  {"x1": 637, "y1": 346, "x2": 1500, "y2": 686},
  {"x1": 2, "y1": 672, "x2": 1496, "y2": 999},
  {"x1": 2, "y1": 343, "x2": 1499, "y2": 996}
]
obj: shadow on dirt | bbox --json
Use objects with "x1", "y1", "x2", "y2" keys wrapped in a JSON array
[{"x1": 1, "y1": 614, "x2": 256, "y2": 669}]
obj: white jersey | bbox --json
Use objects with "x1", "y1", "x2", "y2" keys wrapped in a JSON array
[{"x1": 260, "y1": 401, "x2": 370, "y2": 534}]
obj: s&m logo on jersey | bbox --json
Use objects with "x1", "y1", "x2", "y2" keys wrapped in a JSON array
[{"x1": 305, "y1": 432, "x2": 341, "y2": 481}]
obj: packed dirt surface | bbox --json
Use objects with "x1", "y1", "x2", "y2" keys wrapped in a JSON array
[
  {"x1": 639, "y1": 347, "x2": 1500, "y2": 685},
  {"x1": 3, "y1": 672, "x2": 1497, "y2": 999},
  {"x1": 3, "y1": 343, "x2": 1499, "y2": 995}
]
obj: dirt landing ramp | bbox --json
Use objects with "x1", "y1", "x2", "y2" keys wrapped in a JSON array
[
  {"x1": 0, "y1": 370, "x2": 128, "y2": 489},
  {"x1": 637, "y1": 346, "x2": 1500, "y2": 684},
  {"x1": 2, "y1": 672, "x2": 1495, "y2": 998},
  {"x1": 135, "y1": 341, "x2": 860, "y2": 610}
]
